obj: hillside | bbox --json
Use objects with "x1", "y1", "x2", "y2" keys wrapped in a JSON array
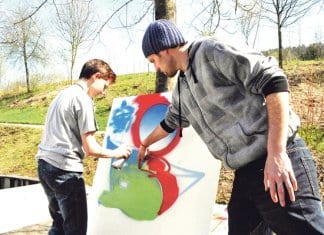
[
  {"x1": 0, "y1": 61, "x2": 323, "y2": 203},
  {"x1": 0, "y1": 73, "x2": 156, "y2": 130}
]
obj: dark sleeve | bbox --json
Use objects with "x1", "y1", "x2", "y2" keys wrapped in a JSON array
[
  {"x1": 160, "y1": 120, "x2": 176, "y2": 133},
  {"x1": 262, "y1": 76, "x2": 289, "y2": 97}
]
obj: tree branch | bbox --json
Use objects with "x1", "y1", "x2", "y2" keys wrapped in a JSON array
[
  {"x1": 97, "y1": 0, "x2": 135, "y2": 34},
  {"x1": 14, "y1": 0, "x2": 49, "y2": 25}
]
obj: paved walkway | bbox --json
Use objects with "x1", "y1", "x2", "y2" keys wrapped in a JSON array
[
  {"x1": 0, "y1": 183, "x2": 228, "y2": 234},
  {"x1": 1, "y1": 222, "x2": 50, "y2": 235},
  {"x1": 3, "y1": 208, "x2": 228, "y2": 235},
  {"x1": 0, "y1": 184, "x2": 50, "y2": 234},
  {"x1": 0, "y1": 122, "x2": 104, "y2": 134},
  {"x1": 0, "y1": 123, "x2": 44, "y2": 129}
]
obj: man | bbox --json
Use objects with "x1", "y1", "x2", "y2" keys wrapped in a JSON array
[
  {"x1": 36, "y1": 59, "x2": 132, "y2": 235},
  {"x1": 138, "y1": 19, "x2": 324, "y2": 235}
]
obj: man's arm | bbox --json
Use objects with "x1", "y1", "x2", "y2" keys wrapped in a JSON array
[
  {"x1": 137, "y1": 124, "x2": 170, "y2": 162},
  {"x1": 82, "y1": 131, "x2": 131, "y2": 159},
  {"x1": 264, "y1": 92, "x2": 298, "y2": 207}
]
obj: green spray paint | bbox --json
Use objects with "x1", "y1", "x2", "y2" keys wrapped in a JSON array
[{"x1": 99, "y1": 165, "x2": 163, "y2": 220}]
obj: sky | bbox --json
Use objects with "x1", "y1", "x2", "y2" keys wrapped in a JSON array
[
  {"x1": 1, "y1": 0, "x2": 323, "y2": 88},
  {"x1": 82, "y1": 0, "x2": 324, "y2": 75}
]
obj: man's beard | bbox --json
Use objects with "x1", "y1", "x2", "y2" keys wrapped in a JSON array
[{"x1": 166, "y1": 70, "x2": 178, "y2": 77}]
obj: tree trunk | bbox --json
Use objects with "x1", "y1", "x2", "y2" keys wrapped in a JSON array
[
  {"x1": 278, "y1": 25, "x2": 283, "y2": 68},
  {"x1": 70, "y1": 43, "x2": 77, "y2": 84},
  {"x1": 154, "y1": 0, "x2": 177, "y2": 93},
  {"x1": 23, "y1": 45, "x2": 31, "y2": 93},
  {"x1": 154, "y1": 0, "x2": 176, "y2": 20},
  {"x1": 275, "y1": 1, "x2": 283, "y2": 69}
]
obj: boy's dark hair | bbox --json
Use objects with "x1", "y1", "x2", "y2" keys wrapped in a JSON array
[{"x1": 79, "y1": 59, "x2": 116, "y2": 83}]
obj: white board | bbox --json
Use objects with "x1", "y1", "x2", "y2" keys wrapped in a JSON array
[{"x1": 88, "y1": 93, "x2": 221, "y2": 235}]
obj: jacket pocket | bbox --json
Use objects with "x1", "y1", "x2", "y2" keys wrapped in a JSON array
[{"x1": 224, "y1": 122, "x2": 267, "y2": 169}]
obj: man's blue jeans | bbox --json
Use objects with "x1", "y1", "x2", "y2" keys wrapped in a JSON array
[
  {"x1": 228, "y1": 137, "x2": 324, "y2": 235},
  {"x1": 38, "y1": 159, "x2": 87, "y2": 235}
]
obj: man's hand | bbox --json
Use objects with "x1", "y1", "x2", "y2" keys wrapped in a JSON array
[
  {"x1": 264, "y1": 152, "x2": 297, "y2": 207},
  {"x1": 110, "y1": 145, "x2": 132, "y2": 159},
  {"x1": 135, "y1": 124, "x2": 170, "y2": 168},
  {"x1": 137, "y1": 144, "x2": 150, "y2": 169}
]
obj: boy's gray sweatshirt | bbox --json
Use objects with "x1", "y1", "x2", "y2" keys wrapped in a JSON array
[{"x1": 163, "y1": 37, "x2": 300, "y2": 170}]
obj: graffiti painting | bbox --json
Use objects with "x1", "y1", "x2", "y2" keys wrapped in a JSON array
[{"x1": 88, "y1": 92, "x2": 221, "y2": 235}]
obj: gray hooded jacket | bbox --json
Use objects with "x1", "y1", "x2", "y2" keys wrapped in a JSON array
[{"x1": 163, "y1": 37, "x2": 300, "y2": 170}]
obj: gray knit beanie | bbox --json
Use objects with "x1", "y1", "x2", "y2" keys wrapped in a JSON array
[{"x1": 142, "y1": 19, "x2": 186, "y2": 58}]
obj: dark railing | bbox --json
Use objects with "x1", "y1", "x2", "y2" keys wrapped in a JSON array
[{"x1": 0, "y1": 175, "x2": 39, "y2": 189}]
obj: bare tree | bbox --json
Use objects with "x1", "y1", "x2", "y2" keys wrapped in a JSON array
[
  {"x1": 53, "y1": 0, "x2": 98, "y2": 83},
  {"x1": 235, "y1": 0, "x2": 262, "y2": 47},
  {"x1": 98, "y1": 0, "x2": 153, "y2": 32},
  {"x1": 192, "y1": 0, "x2": 222, "y2": 36},
  {"x1": 6, "y1": 0, "x2": 160, "y2": 89},
  {"x1": 0, "y1": 7, "x2": 47, "y2": 93},
  {"x1": 260, "y1": 0, "x2": 322, "y2": 68},
  {"x1": 13, "y1": 0, "x2": 48, "y2": 25},
  {"x1": 189, "y1": 0, "x2": 232, "y2": 37}
]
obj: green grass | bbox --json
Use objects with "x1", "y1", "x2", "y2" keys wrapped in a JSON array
[
  {"x1": 0, "y1": 126, "x2": 42, "y2": 177},
  {"x1": 299, "y1": 126, "x2": 324, "y2": 154},
  {"x1": 0, "y1": 72, "x2": 156, "y2": 130},
  {"x1": 0, "y1": 125, "x2": 100, "y2": 185},
  {"x1": 0, "y1": 106, "x2": 48, "y2": 124}
]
